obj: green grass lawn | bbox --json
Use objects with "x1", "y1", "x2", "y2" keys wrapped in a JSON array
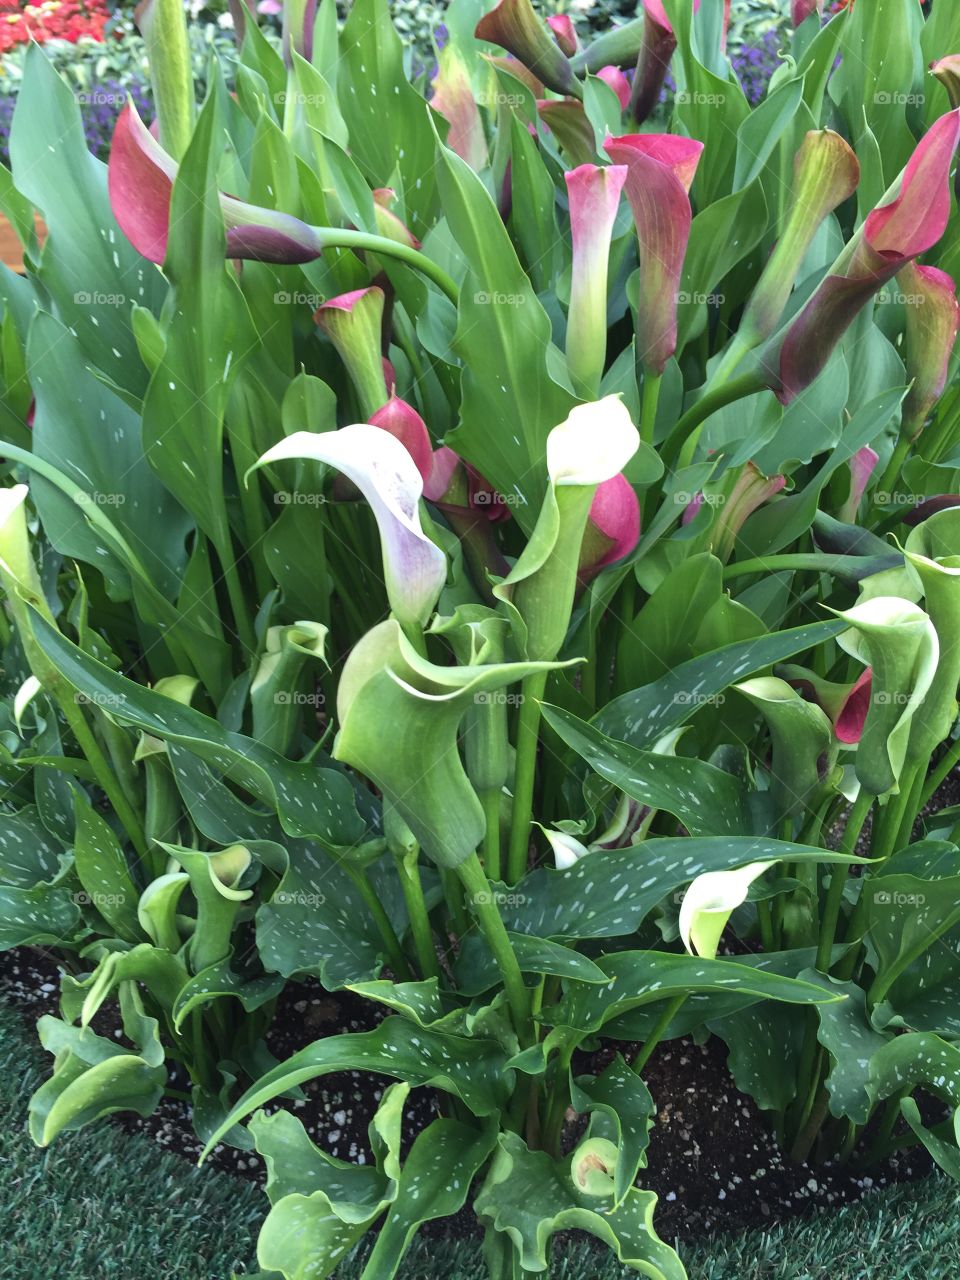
[{"x1": 1, "y1": 1000, "x2": 956, "y2": 1280}]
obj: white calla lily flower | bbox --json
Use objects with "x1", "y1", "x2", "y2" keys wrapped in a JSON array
[
  {"x1": 546, "y1": 397, "x2": 640, "y2": 487},
  {"x1": 540, "y1": 827, "x2": 591, "y2": 870},
  {"x1": 254, "y1": 426, "x2": 447, "y2": 628},
  {"x1": 679, "y1": 861, "x2": 774, "y2": 959}
]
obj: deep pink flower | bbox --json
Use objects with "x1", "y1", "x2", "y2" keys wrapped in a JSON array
[
  {"x1": 835, "y1": 669, "x2": 873, "y2": 745},
  {"x1": 368, "y1": 397, "x2": 433, "y2": 483},
  {"x1": 579, "y1": 473, "x2": 640, "y2": 583},
  {"x1": 564, "y1": 163, "x2": 627, "y2": 397},
  {"x1": 838, "y1": 446, "x2": 879, "y2": 523},
  {"x1": 430, "y1": 46, "x2": 489, "y2": 172},
  {"x1": 109, "y1": 102, "x2": 322, "y2": 265},
  {"x1": 603, "y1": 132, "x2": 704, "y2": 375},
  {"x1": 899, "y1": 262, "x2": 960, "y2": 439},
  {"x1": 792, "y1": 0, "x2": 822, "y2": 26},
  {"x1": 546, "y1": 13, "x2": 578, "y2": 56},
  {"x1": 777, "y1": 110, "x2": 960, "y2": 403},
  {"x1": 596, "y1": 65, "x2": 631, "y2": 111}
]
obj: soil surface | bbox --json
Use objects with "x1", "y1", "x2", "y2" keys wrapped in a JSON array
[{"x1": 0, "y1": 943, "x2": 935, "y2": 1248}]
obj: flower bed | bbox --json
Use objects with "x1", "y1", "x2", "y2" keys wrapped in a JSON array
[{"x1": 1, "y1": 1, "x2": 960, "y2": 1279}]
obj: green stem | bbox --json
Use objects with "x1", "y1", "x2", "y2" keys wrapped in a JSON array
[
  {"x1": 639, "y1": 372, "x2": 662, "y2": 446},
  {"x1": 213, "y1": 535, "x2": 257, "y2": 660},
  {"x1": 723, "y1": 553, "x2": 871, "y2": 581},
  {"x1": 789, "y1": 1086, "x2": 830, "y2": 1164},
  {"x1": 315, "y1": 228, "x2": 460, "y2": 304},
  {"x1": 922, "y1": 737, "x2": 960, "y2": 807},
  {"x1": 660, "y1": 371, "x2": 766, "y2": 470},
  {"x1": 816, "y1": 790, "x2": 872, "y2": 973},
  {"x1": 394, "y1": 853, "x2": 439, "y2": 982},
  {"x1": 351, "y1": 869, "x2": 413, "y2": 981},
  {"x1": 480, "y1": 788, "x2": 503, "y2": 881},
  {"x1": 544, "y1": 1037, "x2": 577, "y2": 1156},
  {"x1": 632, "y1": 994, "x2": 686, "y2": 1075},
  {"x1": 506, "y1": 671, "x2": 548, "y2": 885},
  {"x1": 457, "y1": 852, "x2": 533, "y2": 1046},
  {"x1": 441, "y1": 867, "x2": 471, "y2": 937},
  {"x1": 868, "y1": 436, "x2": 912, "y2": 522}
]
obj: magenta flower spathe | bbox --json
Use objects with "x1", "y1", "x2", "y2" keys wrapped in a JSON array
[
  {"x1": 596, "y1": 65, "x2": 631, "y2": 111},
  {"x1": 838, "y1": 446, "x2": 879, "y2": 523},
  {"x1": 475, "y1": 0, "x2": 578, "y2": 96},
  {"x1": 898, "y1": 262, "x2": 960, "y2": 440},
  {"x1": 108, "y1": 102, "x2": 323, "y2": 266},
  {"x1": 776, "y1": 109, "x2": 960, "y2": 404},
  {"x1": 603, "y1": 132, "x2": 704, "y2": 376},
  {"x1": 430, "y1": 45, "x2": 489, "y2": 172},
  {"x1": 368, "y1": 397, "x2": 433, "y2": 483},
  {"x1": 564, "y1": 163, "x2": 627, "y2": 398},
  {"x1": 792, "y1": 0, "x2": 822, "y2": 26},
  {"x1": 579, "y1": 473, "x2": 641, "y2": 584}
]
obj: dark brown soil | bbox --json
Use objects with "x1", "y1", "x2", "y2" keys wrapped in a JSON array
[{"x1": 0, "y1": 942, "x2": 935, "y2": 1247}]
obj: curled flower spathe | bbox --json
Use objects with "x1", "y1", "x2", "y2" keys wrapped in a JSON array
[
  {"x1": 252, "y1": 426, "x2": 447, "y2": 629},
  {"x1": 546, "y1": 396, "x2": 641, "y2": 486}
]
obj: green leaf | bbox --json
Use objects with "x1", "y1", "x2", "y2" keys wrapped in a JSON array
[
  {"x1": 500, "y1": 836, "x2": 864, "y2": 940},
  {"x1": 475, "y1": 1131, "x2": 686, "y2": 1279},
  {"x1": 0, "y1": 882, "x2": 80, "y2": 949},
  {"x1": 359, "y1": 1119, "x2": 498, "y2": 1279},
  {"x1": 72, "y1": 795, "x2": 142, "y2": 943},
  {"x1": 453, "y1": 932, "x2": 609, "y2": 996},
  {"x1": 0, "y1": 805, "x2": 65, "y2": 886},
  {"x1": 545, "y1": 950, "x2": 841, "y2": 1036},
  {"x1": 596, "y1": 618, "x2": 848, "y2": 749},
  {"x1": 200, "y1": 1018, "x2": 514, "y2": 1159},
  {"x1": 541, "y1": 702, "x2": 753, "y2": 837},
  {"x1": 733, "y1": 77, "x2": 804, "y2": 191},
  {"x1": 8, "y1": 46, "x2": 165, "y2": 397},
  {"x1": 433, "y1": 129, "x2": 577, "y2": 533},
  {"x1": 570, "y1": 1055, "x2": 655, "y2": 1206},
  {"x1": 862, "y1": 873, "x2": 960, "y2": 1004},
  {"x1": 615, "y1": 553, "x2": 723, "y2": 691},
  {"x1": 172, "y1": 958, "x2": 284, "y2": 1030},
  {"x1": 798, "y1": 969, "x2": 890, "y2": 1124}
]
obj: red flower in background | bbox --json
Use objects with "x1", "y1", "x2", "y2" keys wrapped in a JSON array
[{"x1": 0, "y1": 0, "x2": 111, "y2": 51}]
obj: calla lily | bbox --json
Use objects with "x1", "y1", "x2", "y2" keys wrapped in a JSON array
[
  {"x1": 546, "y1": 13, "x2": 578, "y2": 56},
  {"x1": 931, "y1": 56, "x2": 960, "y2": 110},
  {"x1": 779, "y1": 665, "x2": 874, "y2": 745},
  {"x1": 710, "y1": 462, "x2": 786, "y2": 563},
  {"x1": 901, "y1": 509, "x2": 960, "y2": 764},
  {"x1": 536, "y1": 99, "x2": 596, "y2": 168},
  {"x1": 679, "y1": 861, "x2": 774, "y2": 959},
  {"x1": 281, "y1": 0, "x2": 317, "y2": 65},
  {"x1": 371, "y1": 189, "x2": 421, "y2": 250},
  {"x1": 249, "y1": 620, "x2": 328, "y2": 755},
  {"x1": 431, "y1": 45, "x2": 489, "y2": 172},
  {"x1": 475, "y1": 0, "x2": 578, "y2": 97},
  {"x1": 579, "y1": 473, "x2": 641, "y2": 584},
  {"x1": 832, "y1": 596, "x2": 939, "y2": 796},
  {"x1": 109, "y1": 102, "x2": 324, "y2": 266},
  {"x1": 497, "y1": 397, "x2": 640, "y2": 659},
  {"x1": 792, "y1": 0, "x2": 822, "y2": 25},
  {"x1": 738, "y1": 131, "x2": 860, "y2": 353},
  {"x1": 314, "y1": 288, "x2": 389, "y2": 420},
  {"x1": 775, "y1": 110, "x2": 960, "y2": 404},
  {"x1": 596, "y1": 65, "x2": 631, "y2": 111},
  {"x1": 368, "y1": 396, "x2": 433, "y2": 483},
  {"x1": 564, "y1": 163, "x2": 627, "y2": 398},
  {"x1": 134, "y1": 0, "x2": 194, "y2": 160},
  {"x1": 735, "y1": 676, "x2": 836, "y2": 818},
  {"x1": 603, "y1": 133, "x2": 704, "y2": 376},
  {"x1": 838, "y1": 446, "x2": 879, "y2": 523},
  {"x1": 628, "y1": 0, "x2": 686, "y2": 125},
  {"x1": 542, "y1": 827, "x2": 590, "y2": 870},
  {"x1": 424, "y1": 447, "x2": 510, "y2": 597},
  {"x1": 251, "y1": 425, "x2": 447, "y2": 629},
  {"x1": 898, "y1": 262, "x2": 960, "y2": 440}
]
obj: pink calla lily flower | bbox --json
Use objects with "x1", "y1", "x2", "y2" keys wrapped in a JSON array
[
  {"x1": 628, "y1": 0, "x2": 731, "y2": 122},
  {"x1": 899, "y1": 262, "x2": 960, "y2": 440},
  {"x1": 546, "y1": 13, "x2": 578, "y2": 56},
  {"x1": 838, "y1": 446, "x2": 879, "y2": 523},
  {"x1": 835, "y1": 668, "x2": 873, "y2": 745},
  {"x1": 368, "y1": 397, "x2": 433, "y2": 483},
  {"x1": 596, "y1": 65, "x2": 631, "y2": 111},
  {"x1": 776, "y1": 110, "x2": 960, "y2": 403},
  {"x1": 792, "y1": 0, "x2": 822, "y2": 26},
  {"x1": 475, "y1": 0, "x2": 578, "y2": 96},
  {"x1": 109, "y1": 102, "x2": 323, "y2": 265},
  {"x1": 565, "y1": 163, "x2": 627, "y2": 398},
  {"x1": 314, "y1": 289, "x2": 389, "y2": 420},
  {"x1": 604, "y1": 132, "x2": 704, "y2": 376},
  {"x1": 431, "y1": 46, "x2": 489, "y2": 172},
  {"x1": 579, "y1": 473, "x2": 641, "y2": 584},
  {"x1": 782, "y1": 665, "x2": 874, "y2": 745}
]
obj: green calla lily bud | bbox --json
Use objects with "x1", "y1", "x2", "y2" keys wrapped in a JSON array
[
  {"x1": 432, "y1": 607, "x2": 512, "y2": 794},
  {"x1": 679, "y1": 861, "x2": 774, "y2": 959},
  {"x1": 931, "y1": 56, "x2": 960, "y2": 110},
  {"x1": 902, "y1": 509, "x2": 960, "y2": 764},
  {"x1": 832, "y1": 597, "x2": 939, "y2": 797},
  {"x1": 161, "y1": 842, "x2": 253, "y2": 972},
  {"x1": 0, "y1": 484, "x2": 51, "y2": 629},
  {"x1": 708, "y1": 462, "x2": 786, "y2": 564},
  {"x1": 570, "y1": 1136, "x2": 619, "y2": 1197},
  {"x1": 738, "y1": 131, "x2": 860, "y2": 352},
  {"x1": 898, "y1": 261, "x2": 960, "y2": 441},
  {"x1": 735, "y1": 676, "x2": 837, "y2": 819},
  {"x1": 495, "y1": 397, "x2": 640, "y2": 660},
  {"x1": 314, "y1": 288, "x2": 390, "y2": 419},
  {"x1": 334, "y1": 620, "x2": 571, "y2": 868},
  {"x1": 135, "y1": 0, "x2": 195, "y2": 160},
  {"x1": 249, "y1": 621, "x2": 328, "y2": 756}
]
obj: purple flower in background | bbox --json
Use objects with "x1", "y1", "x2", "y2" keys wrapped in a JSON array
[
  {"x1": 0, "y1": 78, "x2": 153, "y2": 166},
  {"x1": 731, "y1": 29, "x2": 784, "y2": 106}
]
